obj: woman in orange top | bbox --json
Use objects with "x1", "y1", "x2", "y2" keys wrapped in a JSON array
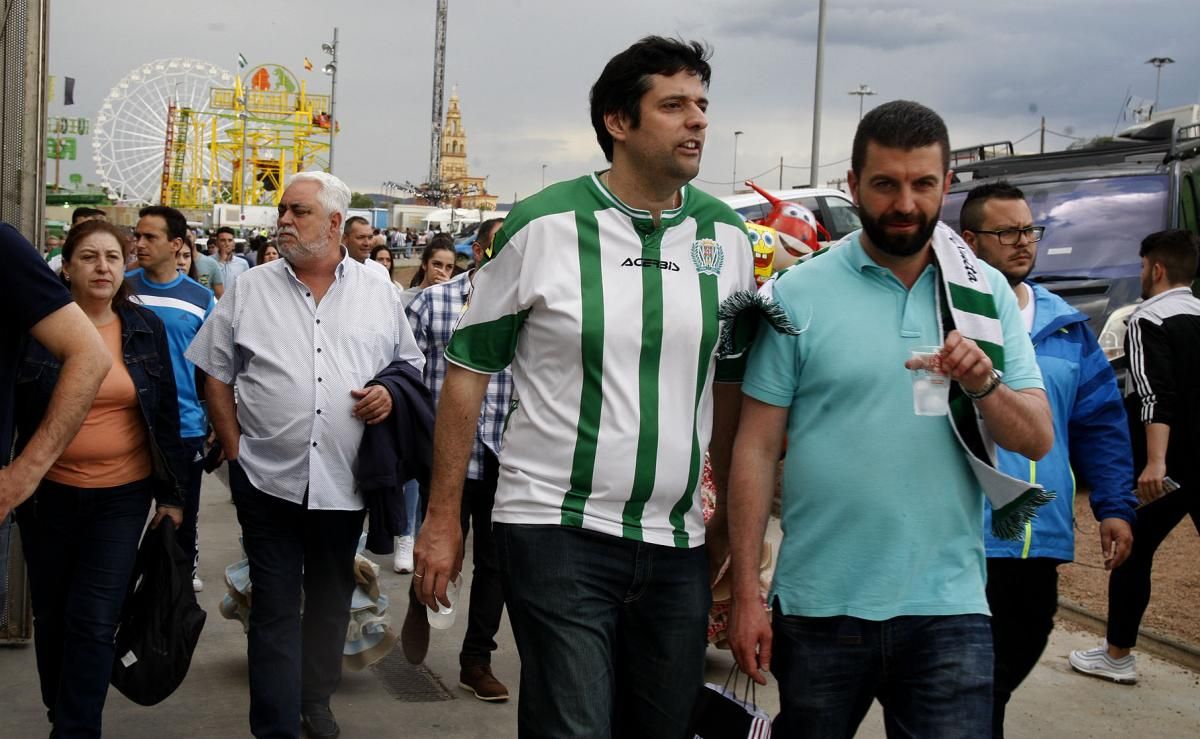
[{"x1": 14, "y1": 220, "x2": 187, "y2": 737}]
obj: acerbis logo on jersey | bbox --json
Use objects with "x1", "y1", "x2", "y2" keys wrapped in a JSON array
[{"x1": 621, "y1": 256, "x2": 680, "y2": 271}]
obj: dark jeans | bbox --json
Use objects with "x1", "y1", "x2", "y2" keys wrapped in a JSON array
[
  {"x1": 177, "y1": 436, "x2": 205, "y2": 577},
  {"x1": 986, "y1": 557, "x2": 1060, "y2": 739},
  {"x1": 771, "y1": 610, "x2": 993, "y2": 739},
  {"x1": 15, "y1": 477, "x2": 153, "y2": 738},
  {"x1": 459, "y1": 448, "x2": 504, "y2": 667},
  {"x1": 229, "y1": 461, "x2": 365, "y2": 739},
  {"x1": 1107, "y1": 487, "x2": 1199, "y2": 648},
  {"x1": 494, "y1": 523, "x2": 710, "y2": 739}
]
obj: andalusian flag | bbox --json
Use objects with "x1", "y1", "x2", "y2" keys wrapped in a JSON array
[{"x1": 237, "y1": 52, "x2": 248, "y2": 69}]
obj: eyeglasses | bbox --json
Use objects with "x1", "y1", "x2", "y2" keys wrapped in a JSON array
[{"x1": 971, "y1": 226, "x2": 1045, "y2": 246}]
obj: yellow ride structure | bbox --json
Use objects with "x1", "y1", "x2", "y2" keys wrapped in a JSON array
[{"x1": 159, "y1": 63, "x2": 334, "y2": 209}]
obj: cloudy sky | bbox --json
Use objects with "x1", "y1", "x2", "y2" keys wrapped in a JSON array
[{"x1": 48, "y1": 0, "x2": 1200, "y2": 204}]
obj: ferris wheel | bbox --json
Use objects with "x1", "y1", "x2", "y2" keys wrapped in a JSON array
[{"x1": 92, "y1": 58, "x2": 235, "y2": 205}]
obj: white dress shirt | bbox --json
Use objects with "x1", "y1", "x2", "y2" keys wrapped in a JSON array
[{"x1": 186, "y1": 250, "x2": 424, "y2": 510}]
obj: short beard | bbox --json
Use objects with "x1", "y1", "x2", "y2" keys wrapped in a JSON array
[
  {"x1": 860, "y1": 206, "x2": 940, "y2": 257},
  {"x1": 275, "y1": 230, "x2": 327, "y2": 263}
]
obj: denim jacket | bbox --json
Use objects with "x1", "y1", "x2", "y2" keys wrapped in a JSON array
[{"x1": 15, "y1": 301, "x2": 187, "y2": 507}]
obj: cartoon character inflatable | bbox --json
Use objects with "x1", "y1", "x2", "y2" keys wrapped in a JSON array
[
  {"x1": 745, "y1": 221, "x2": 780, "y2": 287},
  {"x1": 745, "y1": 180, "x2": 830, "y2": 258}
]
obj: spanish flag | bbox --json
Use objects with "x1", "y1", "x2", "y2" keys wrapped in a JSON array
[{"x1": 303, "y1": 57, "x2": 313, "y2": 71}]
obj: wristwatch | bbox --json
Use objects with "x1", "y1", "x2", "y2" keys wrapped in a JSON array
[{"x1": 963, "y1": 369, "x2": 1002, "y2": 401}]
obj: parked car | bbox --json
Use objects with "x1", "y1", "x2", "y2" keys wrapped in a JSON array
[{"x1": 943, "y1": 120, "x2": 1200, "y2": 370}]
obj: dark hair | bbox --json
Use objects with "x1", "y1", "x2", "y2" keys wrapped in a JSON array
[
  {"x1": 215, "y1": 226, "x2": 236, "y2": 238},
  {"x1": 409, "y1": 236, "x2": 456, "y2": 288},
  {"x1": 256, "y1": 239, "x2": 279, "y2": 265},
  {"x1": 851, "y1": 100, "x2": 950, "y2": 178},
  {"x1": 180, "y1": 232, "x2": 199, "y2": 280},
  {"x1": 61, "y1": 219, "x2": 133, "y2": 309},
  {"x1": 1140, "y1": 229, "x2": 1200, "y2": 285},
  {"x1": 959, "y1": 181, "x2": 1026, "y2": 232},
  {"x1": 589, "y1": 36, "x2": 712, "y2": 162},
  {"x1": 138, "y1": 205, "x2": 189, "y2": 242},
  {"x1": 475, "y1": 218, "x2": 505, "y2": 247},
  {"x1": 369, "y1": 244, "x2": 392, "y2": 263},
  {"x1": 71, "y1": 206, "x2": 106, "y2": 224},
  {"x1": 344, "y1": 215, "x2": 370, "y2": 235}
]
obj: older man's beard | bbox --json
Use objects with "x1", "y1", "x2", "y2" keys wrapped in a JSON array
[{"x1": 275, "y1": 229, "x2": 326, "y2": 262}]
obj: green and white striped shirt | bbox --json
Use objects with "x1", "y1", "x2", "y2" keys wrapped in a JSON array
[{"x1": 446, "y1": 173, "x2": 754, "y2": 547}]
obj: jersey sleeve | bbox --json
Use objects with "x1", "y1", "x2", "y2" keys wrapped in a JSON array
[
  {"x1": 445, "y1": 223, "x2": 531, "y2": 374},
  {"x1": 1126, "y1": 315, "x2": 1175, "y2": 425},
  {"x1": 185, "y1": 280, "x2": 238, "y2": 385}
]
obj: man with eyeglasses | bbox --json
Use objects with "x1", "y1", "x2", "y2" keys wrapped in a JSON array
[{"x1": 960, "y1": 181, "x2": 1137, "y2": 738}]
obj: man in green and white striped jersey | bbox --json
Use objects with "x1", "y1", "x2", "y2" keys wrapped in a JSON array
[{"x1": 414, "y1": 36, "x2": 755, "y2": 737}]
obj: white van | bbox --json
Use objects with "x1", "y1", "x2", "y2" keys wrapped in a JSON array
[{"x1": 720, "y1": 186, "x2": 861, "y2": 244}]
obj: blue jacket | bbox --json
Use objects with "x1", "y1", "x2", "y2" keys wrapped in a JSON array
[
  {"x1": 985, "y1": 282, "x2": 1137, "y2": 561},
  {"x1": 15, "y1": 302, "x2": 187, "y2": 507}
]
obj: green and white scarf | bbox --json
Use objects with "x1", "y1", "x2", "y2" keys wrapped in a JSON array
[{"x1": 718, "y1": 222, "x2": 1054, "y2": 539}]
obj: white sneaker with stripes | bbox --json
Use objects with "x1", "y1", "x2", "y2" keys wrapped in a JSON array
[{"x1": 1069, "y1": 644, "x2": 1137, "y2": 684}]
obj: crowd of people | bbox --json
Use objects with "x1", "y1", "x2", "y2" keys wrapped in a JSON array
[{"x1": 1, "y1": 34, "x2": 1197, "y2": 739}]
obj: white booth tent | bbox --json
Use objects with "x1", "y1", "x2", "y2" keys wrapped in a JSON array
[{"x1": 422, "y1": 208, "x2": 507, "y2": 234}]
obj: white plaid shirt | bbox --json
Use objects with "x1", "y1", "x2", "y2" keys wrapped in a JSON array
[{"x1": 407, "y1": 271, "x2": 513, "y2": 480}]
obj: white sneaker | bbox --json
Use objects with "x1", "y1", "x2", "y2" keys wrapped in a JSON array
[
  {"x1": 192, "y1": 577, "x2": 204, "y2": 593},
  {"x1": 1069, "y1": 643, "x2": 1137, "y2": 684},
  {"x1": 394, "y1": 535, "x2": 415, "y2": 574}
]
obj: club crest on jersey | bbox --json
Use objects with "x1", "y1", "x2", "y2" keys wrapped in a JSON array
[{"x1": 691, "y1": 239, "x2": 724, "y2": 276}]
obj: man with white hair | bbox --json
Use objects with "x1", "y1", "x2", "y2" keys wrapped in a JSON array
[{"x1": 187, "y1": 171, "x2": 424, "y2": 739}]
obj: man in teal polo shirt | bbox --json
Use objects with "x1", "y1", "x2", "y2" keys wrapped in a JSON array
[{"x1": 726, "y1": 101, "x2": 1053, "y2": 738}]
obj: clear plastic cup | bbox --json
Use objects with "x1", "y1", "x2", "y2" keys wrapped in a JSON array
[
  {"x1": 426, "y1": 573, "x2": 462, "y2": 630},
  {"x1": 910, "y1": 346, "x2": 949, "y2": 416}
]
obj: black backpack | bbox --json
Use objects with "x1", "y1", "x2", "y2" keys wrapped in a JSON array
[{"x1": 110, "y1": 518, "x2": 207, "y2": 706}]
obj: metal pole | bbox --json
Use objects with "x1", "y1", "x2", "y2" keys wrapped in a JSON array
[
  {"x1": 809, "y1": 0, "x2": 827, "y2": 189},
  {"x1": 1040, "y1": 116, "x2": 1045, "y2": 154},
  {"x1": 328, "y1": 27, "x2": 338, "y2": 174},
  {"x1": 541, "y1": 163, "x2": 546, "y2": 190},
  {"x1": 239, "y1": 106, "x2": 248, "y2": 222},
  {"x1": 779, "y1": 156, "x2": 783, "y2": 189},
  {"x1": 732, "y1": 130, "x2": 743, "y2": 194}
]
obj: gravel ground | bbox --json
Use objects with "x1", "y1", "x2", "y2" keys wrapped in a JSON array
[{"x1": 1059, "y1": 492, "x2": 1200, "y2": 646}]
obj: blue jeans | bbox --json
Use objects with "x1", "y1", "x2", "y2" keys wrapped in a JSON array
[
  {"x1": 401, "y1": 478, "x2": 422, "y2": 536},
  {"x1": 16, "y1": 478, "x2": 153, "y2": 738},
  {"x1": 494, "y1": 523, "x2": 710, "y2": 739},
  {"x1": 771, "y1": 610, "x2": 993, "y2": 739},
  {"x1": 177, "y1": 436, "x2": 205, "y2": 577},
  {"x1": 229, "y1": 461, "x2": 365, "y2": 739}
]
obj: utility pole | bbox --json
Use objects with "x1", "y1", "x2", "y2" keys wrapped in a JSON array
[
  {"x1": 1145, "y1": 57, "x2": 1174, "y2": 114},
  {"x1": 809, "y1": 0, "x2": 827, "y2": 189},
  {"x1": 848, "y1": 83, "x2": 876, "y2": 122},
  {"x1": 541, "y1": 163, "x2": 547, "y2": 190},
  {"x1": 321, "y1": 28, "x2": 339, "y2": 173},
  {"x1": 1040, "y1": 116, "x2": 1045, "y2": 154},
  {"x1": 779, "y1": 156, "x2": 784, "y2": 189},
  {"x1": 429, "y1": 0, "x2": 448, "y2": 190},
  {"x1": 732, "y1": 130, "x2": 743, "y2": 194}
]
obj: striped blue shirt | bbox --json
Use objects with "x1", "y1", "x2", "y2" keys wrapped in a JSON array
[
  {"x1": 125, "y1": 268, "x2": 215, "y2": 439},
  {"x1": 407, "y1": 270, "x2": 512, "y2": 479}
]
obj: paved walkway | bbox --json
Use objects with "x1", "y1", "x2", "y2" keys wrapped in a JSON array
[{"x1": 1, "y1": 471, "x2": 1197, "y2": 737}]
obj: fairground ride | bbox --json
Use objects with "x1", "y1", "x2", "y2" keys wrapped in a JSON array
[{"x1": 92, "y1": 58, "x2": 334, "y2": 208}]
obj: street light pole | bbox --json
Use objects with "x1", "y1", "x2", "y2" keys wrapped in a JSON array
[
  {"x1": 809, "y1": 0, "x2": 827, "y2": 188},
  {"x1": 732, "y1": 130, "x2": 743, "y2": 194},
  {"x1": 1145, "y1": 57, "x2": 1174, "y2": 113},
  {"x1": 322, "y1": 28, "x2": 339, "y2": 173},
  {"x1": 541, "y1": 163, "x2": 547, "y2": 190},
  {"x1": 848, "y1": 83, "x2": 876, "y2": 122}
]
